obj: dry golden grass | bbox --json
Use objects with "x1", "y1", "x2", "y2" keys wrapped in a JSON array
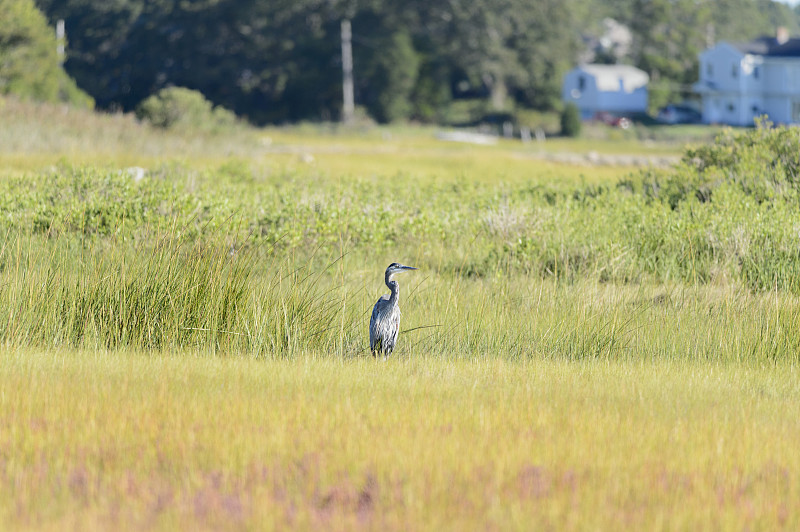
[{"x1": 2, "y1": 348, "x2": 799, "y2": 531}]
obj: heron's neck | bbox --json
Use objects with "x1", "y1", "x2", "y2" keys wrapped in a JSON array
[{"x1": 386, "y1": 279, "x2": 399, "y2": 305}]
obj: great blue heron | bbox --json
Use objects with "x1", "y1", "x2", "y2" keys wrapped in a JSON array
[{"x1": 369, "y1": 263, "x2": 417, "y2": 358}]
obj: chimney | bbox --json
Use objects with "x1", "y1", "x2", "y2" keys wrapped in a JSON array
[{"x1": 776, "y1": 26, "x2": 789, "y2": 45}]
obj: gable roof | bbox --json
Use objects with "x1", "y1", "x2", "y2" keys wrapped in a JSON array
[
  {"x1": 575, "y1": 64, "x2": 649, "y2": 92},
  {"x1": 730, "y1": 36, "x2": 800, "y2": 57}
]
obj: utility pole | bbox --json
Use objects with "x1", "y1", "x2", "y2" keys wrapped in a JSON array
[
  {"x1": 341, "y1": 19, "x2": 354, "y2": 125},
  {"x1": 56, "y1": 19, "x2": 65, "y2": 64}
]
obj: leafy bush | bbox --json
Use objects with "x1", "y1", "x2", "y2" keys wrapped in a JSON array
[
  {"x1": 135, "y1": 87, "x2": 238, "y2": 133},
  {"x1": 637, "y1": 119, "x2": 800, "y2": 208},
  {"x1": 560, "y1": 103, "x2": 581, "y2": 137}
]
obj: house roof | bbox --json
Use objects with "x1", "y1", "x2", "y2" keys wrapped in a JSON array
[
  {"x1": 730, "y1": 36, "x2": 800, "y2": 57},
  {"x1": 575, "y1": 64, "x2": 649, "y2": 92}
]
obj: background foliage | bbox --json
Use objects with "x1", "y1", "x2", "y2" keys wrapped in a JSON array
[{"x1": 22, "y1": 0, "x2": 800, "y2": 124}]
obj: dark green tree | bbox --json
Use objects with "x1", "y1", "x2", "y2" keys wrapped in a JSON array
[
  {"x1": 36, "y1": 0, "x2": 344, "y2": 122},
  {"x1": 627, "y1": 0, "x2": 710, "y2": 111},
  {"x1": 0, "y1": 0, "x2": 91, "y2": 105},
  {"x1": 34, "y1": 0, "x2": 800, "y2": 123},
  {"x1": 409, "y1": 0, "x2": 577, "y2": 111},
  {"x1": 560, "y1": 102, "x2": 581, "y2": 137},
  {"x1": 410, "y1": 56, "x2": 452, "y2": 122},
  {"x1": 370, "y1": 30, "x2": 419, "y2": 122}
]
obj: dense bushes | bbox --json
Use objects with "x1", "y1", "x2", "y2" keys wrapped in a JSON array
[
  {"x1": 636, "y1": 119, "x2": 800, "y2": 207},
  {"x1": 1, "y1": 123, "x2": 799, "y2": 294}
]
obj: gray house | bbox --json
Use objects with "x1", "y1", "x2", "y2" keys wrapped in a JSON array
[
  {"x1": 562, "y1": 64, "x2": 649, "y2": 119},
  {"x1": 693, "y1": 30, "x2": 800, "y2": 126}
]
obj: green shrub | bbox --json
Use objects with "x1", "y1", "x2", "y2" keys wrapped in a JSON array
[
  {"x1": 135, "y1": 87, "x2": 237, "y2": 133},
  {"x1": 637, "y1": 120, "x2": 800, "y2": 208},
  {"x1": 560, "y1": 103, "x2": 581, "y2": 137}
]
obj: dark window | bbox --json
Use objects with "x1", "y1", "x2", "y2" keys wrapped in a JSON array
[
  {"x1": 578, "y1": 75, "x2": 586, "y2": 91},
  {"x1": 753, "y1": 66, "x2": 760, "y2": 79},
  {"x1": 732, "y1": 64, "x2": 738, "y2": 78},
  {"x1": 706, "y1": 63, "x2": 713, "y2": 78}
]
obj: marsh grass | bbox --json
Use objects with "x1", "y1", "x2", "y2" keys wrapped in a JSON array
[
  {"x1": 0, "y1": 97, "x2": 259, "y2": 172},
  {"x1": 2, "y1": 221, "x2": 800, "y2": 365},
  {"x1": 401, "y1": 274, "x2": 800, "y2": 364},
  {"x1": 3, "y1": 103, "x2": 800, "y2": 530},
  {"x1": 0, "y1": 230, "x2": 363, "y2": 357},
  {"x1": 2, "y1": 349, "x2": 800, "y2": 531},
  {"x1": 1, "y1": 96, "x2": 679, "y2": 177}
]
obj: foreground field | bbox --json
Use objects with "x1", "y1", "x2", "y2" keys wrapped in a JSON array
[
  {"x1": 2, "y1": 100, "x2": 800, "y2": 529},
  {"x1": 3, "y1": 349, "x2": 800, "y2": 531}
]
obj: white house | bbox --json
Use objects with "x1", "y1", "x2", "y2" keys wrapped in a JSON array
[
  {"x1": 693, "y1": 31, "x2": 800, "y2": 126},
  {"x1": 562, "y1": 64, "x2": 649, "y2": 119}
]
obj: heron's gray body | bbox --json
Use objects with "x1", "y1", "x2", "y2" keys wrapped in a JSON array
[
  {"x1": 369, "y1": 292, "x2": 401, "y2": 356},
  {"x1": 369, "y1": 263, "x2": 416, "y2": 357}
]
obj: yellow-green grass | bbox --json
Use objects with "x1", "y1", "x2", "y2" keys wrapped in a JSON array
[
  {"x1": 2, "y1": 348, "x2": 799, "y2": 531},
  {"x1": 0, "y1": 148, "x2": 632, "y2": 190},
  {"x1": 0, "y1": 96, "x2": 678, "y2": 178},
  {"x1": 305, "y1": 146, "x2": 629, "y2": 186}
]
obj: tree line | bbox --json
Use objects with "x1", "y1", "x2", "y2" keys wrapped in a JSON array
[{"x1": 4, "y1": 0, "x2": 800, "y2": 124}]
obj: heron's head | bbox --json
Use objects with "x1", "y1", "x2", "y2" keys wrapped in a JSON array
[{"x1": 385, "y1": 262, "x2": 417, "y2": 282}]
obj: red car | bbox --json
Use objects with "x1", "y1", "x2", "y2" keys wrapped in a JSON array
[{"x1": 593, "y1": 112, "x2": 631, "y2": 129}]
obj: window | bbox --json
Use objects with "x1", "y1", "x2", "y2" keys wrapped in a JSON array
[
  {"x1": 792, "y1": 101, "x2": 800, "y2": 123},
  {"x1": 706, "y1": 63, "x2": 713, "y2": 78},
  {"x1": 753, "y1": 66, "x2": 760, "y2": 79},
  {"x1": 732, "y1": 64, "x2": 738, "y2": 79},
  {"x1": 578, "y1": 75, "x2": 586, "y2": 91}
]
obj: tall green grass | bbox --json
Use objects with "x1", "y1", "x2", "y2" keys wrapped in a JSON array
[
  {"x1": 0, "y1": 231, "x2": 360, "y2": 356},
  {"x1": 0, "y1": 122, "x2": 799, "y2": 361},
  {"x1": 2, "y1": 229, "x2": 799, "y2": 363}
]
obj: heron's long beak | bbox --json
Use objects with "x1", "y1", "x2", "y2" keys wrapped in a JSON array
[{"x1": 388, "y1": 265, "x2": 418, "y2": 281}]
